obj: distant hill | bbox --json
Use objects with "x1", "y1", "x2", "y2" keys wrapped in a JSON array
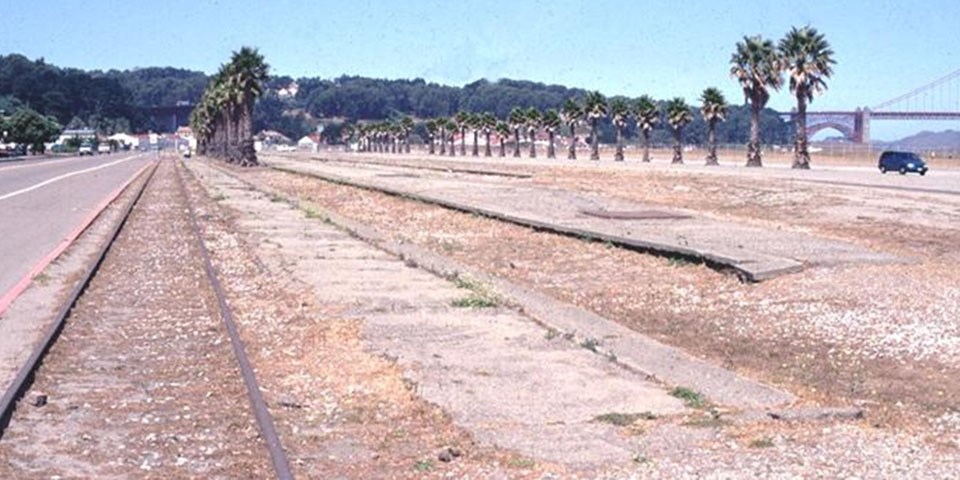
[{"x1": 886, "y1": 130, "x2": 960, "y2": 150}]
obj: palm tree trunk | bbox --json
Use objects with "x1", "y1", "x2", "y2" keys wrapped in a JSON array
[
  {"x1": 746, "y1": 98, "x2": 763, "y2": 167},
  {"x1": 793, "y1": 92, "x2": 810, "y2": 169},
  {"x1": 405, "y1": 136, "x2": 411, "y2": 154},
  {"x1": 428, "y1": 135, "x2": 435, "y2": 154},
  {"x1": 499, "y1": 137, "x2": 506, "y2": 157},
  {"x1": 240, "y1": 105, "x2": 257, "y2": 166},
  {"x1": 440, "y1": 129, "x2": 446, "y2": 155},
  {"x1": 513, "y1": 129, "x2": 521, "y2": 157},
  {"x1": 472, "y1": 130, "x2": 479, "y2": 156},
  {"x1": 528, "y1": 129, "x2": 537, "y2": 158},
  {"x1": 590, "y1": 119, "x2": 600, "y2": 160},
  {"x1": 567, "y1": 125, "x2": 577, "y2": 160},
  {"x1": 449, "y1": 134, "x2": 455, "y2": 156},
  {"x1": 614, "y1": 127, "x2": 624, "y2": 161},
  {"x1": 547, "y1": 131, "x2": 555, "y2": 158},
  {"x1": 460, "y1": 129, "x2": 466, "y2": 156},
  {"x1": 642, "y1": 130, "x2": 651, "y2": 162},
  {"x1": 672, "y1": 127, "x2": 683, "y2": 164},
  {"x1": 484, "y1": 132, "x2": 492, "y2": 157},
  {"x1": 705, "y1": 119, "x2": 719, "y2": 166}
]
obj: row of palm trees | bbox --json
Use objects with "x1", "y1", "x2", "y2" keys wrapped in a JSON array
[
  {"x1": 189, "y1": 47, "x2": 269, "y2": 166},
  {"x1": 348, "y1": 26, "x2": 833, "y2": 169},
  {"x1": 353, "y1": 88, "x2": 729, "y2": 166}
]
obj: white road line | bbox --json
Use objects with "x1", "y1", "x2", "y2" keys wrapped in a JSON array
[{"x1": 0, "y1": 155, "x2": 140, "y2": 202}]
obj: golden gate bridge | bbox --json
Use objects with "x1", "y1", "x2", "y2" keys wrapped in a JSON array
[{"x1": 783, "y1": 68, "x2": 960, "y2": 143}]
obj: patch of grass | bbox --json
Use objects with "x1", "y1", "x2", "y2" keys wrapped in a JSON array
[
  {"x1": 451, "y1": 294, "x2": 498, "y2": 309},
  {"x1": 268, "y1": 193, "x2": 285, "y2": 202},
  {"x1": 414, "y1": 459, "x2": 433, "y2": 471},
  {"x1": 749, "y1": 436, "x2": 775, "y2": 448},
  {"x1": 580, "y1": 337, "x2": 600, "y2": 352},
  {"x1": 211, "y1": 192, "x2": 226, "y2": 202},
  {"x1": 506, "y1": 457, "x2": 536, "y2": 469},
  {"x1": 544, "y1": 328, "x2": 559, "y2": 340},
  {"x1": 303, "y1": 207, "x2": 321, "y2": 219},
  {"x1": 667, "y1": 255, "x2": 693, "y2": 267},
  {"x1": 33, "y1": 272, "x2": 51, "y2": 285},
  {"x1": 670, "y1": 387, "x2": 708, "y2": 409},
  {"x1": 633, "y1": 453, "x2": 651, "y2": 464},
  {"x1": 592, "y1": 412, "x2": 657, "y2": 426},
  {"x1": 681, "y1": 416, "x2": 731, "y2": 428}
]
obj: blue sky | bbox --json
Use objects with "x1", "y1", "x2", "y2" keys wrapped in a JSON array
[{"x1": 3, "y1": 0, "x2": 959, "y2": 140}]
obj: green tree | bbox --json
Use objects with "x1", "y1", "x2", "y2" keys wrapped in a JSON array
[
  {"x1": 730, "y1": 35, "x2": 783, "y2": 167},
  {"x1": 560, "y1": 98, "x2": 583, "y2": 160},
  {"x1": 6, "y1": 107, "x2": 61, "y2": 154},
  {"x1": 525, "y1": 107, "x2": 541, "y2": 158},
  {"x1": 665, "y1": 98, "x2": 693, "y2": 164},
  {"x1": 610, "y1": 98, "x2": 630, "y2": 161},
  {"x1": 634, "y1": 95, "x2": 659, "y2": 163},
  {"x1": 699, "y1": 87, "x2": 728, "y2": 166},
  {"x1": 542, "y1": 109, "x2": 561, "y2": 159},
  {"x1": 508, "y1": 107, "x2": 525, "y2": 158},
  {"x1": 584, "y1": 91, "x2": 608, "y2": 160},
  {"x1": 780, "y1": 26, "x2": 835, "y2": 169}
]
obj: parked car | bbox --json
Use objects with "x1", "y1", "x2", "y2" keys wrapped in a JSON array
[
  {"x1": 78, "y1": 142, "x2": 94, "y2": 156},
  {"x1": 98, "y1": 143, "x2": 112, "y2": 154},
  {"x1": 878, "y1": 151, "x2": 928, "y2": 175}
]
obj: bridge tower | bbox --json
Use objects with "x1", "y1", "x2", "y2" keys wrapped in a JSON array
[{"x1": 853, "y1": 108, "x2": 870, "y2": 144}]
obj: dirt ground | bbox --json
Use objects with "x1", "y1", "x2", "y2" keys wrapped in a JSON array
[{"x1": 250, "y1": 152, "x2": 960, "y2": 437}]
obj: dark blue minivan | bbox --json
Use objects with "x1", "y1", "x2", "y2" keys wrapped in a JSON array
[{"x1": 878, "y1": 151, "x2": 928, "y2": 175}]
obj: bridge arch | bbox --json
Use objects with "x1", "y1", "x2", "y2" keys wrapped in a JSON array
[{"x1": 807, "y1": 122, "x2": 856, "y2": 142}]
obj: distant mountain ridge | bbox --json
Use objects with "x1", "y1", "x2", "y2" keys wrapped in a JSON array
[{"x1": 880, "y1": 130, "x2": 960, "y2": 150}]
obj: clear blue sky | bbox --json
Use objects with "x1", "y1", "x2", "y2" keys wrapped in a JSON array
[{"x1": 3, "y1": 0, "x2": 959, "y2": 140}]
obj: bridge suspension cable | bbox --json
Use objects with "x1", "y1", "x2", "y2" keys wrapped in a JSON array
[{"x1": 872, "y1": 68, "x2": 960, "y2": 112}]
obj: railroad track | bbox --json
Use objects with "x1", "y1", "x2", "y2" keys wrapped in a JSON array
[{"x1": 0, "y1": 162, "x2": 293, "y2": 479}]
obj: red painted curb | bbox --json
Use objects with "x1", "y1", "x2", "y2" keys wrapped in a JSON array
[{"x1": 0, "y1": 161, "x2": 153, "y2": 317}]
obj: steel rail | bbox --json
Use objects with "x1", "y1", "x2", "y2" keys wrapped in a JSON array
[
  {"x1": 0, "y1": 160, "x2": 160, "y2": 435},
  {"x1": 173, "y1": 160, "x2": 295, "y2": 480}
]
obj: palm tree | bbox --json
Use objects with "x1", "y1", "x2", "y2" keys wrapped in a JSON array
[
  {"x1": 446, "y1": 118, "x2": 456, "y2": 157},
  {"x1": 496, "y1": 121, "x2": 510, "y2": 157},
  {"x1": 340, "y1": 123, "x2": 355, "y2": 151},
  {"x1": 780, "y1": 26, "x2": 835, "y2": 169},
  {"x1": 437, "y1": 117, "x2": 447, "y2": 155},
  {"x1": 226, "y1": 47, "x2": 269, "y2": 166},
  {"x1": 584, "y1": 91, "x2": 608, "y2": 160},
  {"x1": 700, "y1": 88, "x2": 728, "y2": 166},
  {"x1": 542, "y1": 109, "x2": 561, "y2": 159},
  {"x1": 634, "y1": 95, "x2": 659, "y2": 163},
  {"x1": 561, "y1": 98, "x2": 583, "y2": 160},
  {"x1": 610, "y1": 98, "x2": 630, "y2": 161},
  {"x1": 468, "y1": 112, "x2": 481, "y2": 156},
  {"x1": 455, "y1": 110, "x2": 470, "y2": 156},
  {"x1": 425, "y1": 119, "x2": 438, "y2": 154},
  {"x1": 525, "y1": 107, "x2": 541, "y2": 158},
  {"x1": 481, "y1": 112, "x2": 496, "y2": 157},
  {"x1": 508, "y1": 107, "x2": 525, "y2": 158},
  {"x1": 400, "y1": 116, "x2": 414, "y2": 153},
  {"x1": 666, "y1": 97, "x2": 693, "y2": 164},
  {"x1": 731, "y1": 35, "x2": 783, "y2": 167}
]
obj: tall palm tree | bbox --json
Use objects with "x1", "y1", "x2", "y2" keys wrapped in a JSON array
[
  {"x1": 226, "y1": 47, "x2": 269, "y2": 166},
  {"x1": 584, "y1": 91, "x2": 608, "y2": 160},
  {"x1": 634, "y1": 95, "x2": 659, "y2": 163},
  {"x1": 699, "y1": 87, "x2": 728, "y2": 166},
  {"x1": 400, "y1": 116, "x2": 414, "y2": 153},
  {"x1": 731, "y1": 35, "x2": 783, "y2": 167},
  {"x1": 446, "y1": 118, "x2": 456, "y2": 156},
  {"x1": 496, "y1": 121, "x2": 510, "y2": 158},
  {"x1": 437, "y1": 117, "x2": 447, "y2": 155},
  {"x1": 666, "y1": 97, "x2": 693, "y2": 164},
  {"x1": 610, "y1": 98, "x2": 630, "y2": 161},
  {"x1": 542, "y1": 109, "x2": 561, "y2": 159},
  {"x1": 481, "y1": 112, "x2": 496, "y2": 157},
  {"x1": 425, "y1": 119, "x2": 438, "y2": 154},
  {"x1": 454, "y1": 110, "x2": 470, "y2": 156},
  {"x1": 468, "y1": 112, "x2": 481, "y2": 156},
  {"x1": 561, "y1": 98, "x2": 583, "y2": 160},
  {"x1": 525, "y1": 107, "x2": 541, "y2": 158},
  {"x1": 508, "y1": 107, "x2": 525, "y2": 158},
  {"x1": 780, "y1": 26, "x2": 835, "y2": 169}
]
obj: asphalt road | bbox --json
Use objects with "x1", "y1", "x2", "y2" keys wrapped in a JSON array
[{"x1": 0, "y1": 153, "x2": 151, "y2": 300}]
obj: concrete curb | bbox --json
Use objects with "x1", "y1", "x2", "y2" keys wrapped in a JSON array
[
  {"x1": 268, "y1": 162, "x2": 803, "y2": 282},
  {"x1": 206, "y1": 161, "x2": 798, "y2": 411}
]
